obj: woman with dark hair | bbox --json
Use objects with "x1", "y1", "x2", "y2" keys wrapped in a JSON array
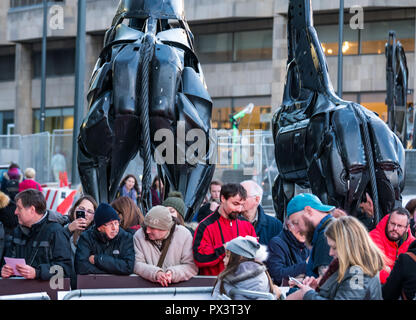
[
  {"x1": 116, "y1": 174, "x2": 140, "y2": 205},
  {"x1": 111, "y1": 196, "x2": 144, "y2": 234},
  {"x1": 405, "y1": 199, "x2": 416, "y2": 236},
  {"x1": 212, "y1": 235, "x2": 281, "y2": 300},
  {"x1": 151, "y1": 176, "x2": 164, "y2": 206},
  {"x1": 65, "y1": 195, "x2": 98, "y2": 254}
]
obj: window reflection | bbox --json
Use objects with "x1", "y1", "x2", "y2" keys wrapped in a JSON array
[
  {"x1": 315, "y1": 24, "x2": 359, "y2": 56},
  {"x1": 361, "y1": 20, "x2": 414, "y2": 54},
  {"x1": 211, "y1": 97, "x2": 271, "y2": 130}
]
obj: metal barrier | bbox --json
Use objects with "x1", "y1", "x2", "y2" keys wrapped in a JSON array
[
  {"x1": 63, "y1": 286, "x2": 214, "y2": 300},
  {"x1": 0, "y1": 292, "x2": 51, "y2": 300},
  {"x1": 227, "y1": 288, "x2": 276, "y2": 300}
]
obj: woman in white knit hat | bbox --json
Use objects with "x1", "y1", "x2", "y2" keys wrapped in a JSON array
[{"x1": 212, "y1": 235, "x2": 282, "y2": 300}]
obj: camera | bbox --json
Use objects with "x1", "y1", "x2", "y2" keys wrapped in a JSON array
[{"x1": 75, "y1": 210, "x2": 85, "y2": 219}]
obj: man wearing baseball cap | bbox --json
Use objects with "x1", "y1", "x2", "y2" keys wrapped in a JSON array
[{"x1": 286, "y1": 193, "x2": 335, "y2": 278}]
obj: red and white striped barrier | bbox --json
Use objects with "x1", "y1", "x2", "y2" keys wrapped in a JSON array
[{"x1": 43, "y1": 187, "x2": 78, "y2": 215}]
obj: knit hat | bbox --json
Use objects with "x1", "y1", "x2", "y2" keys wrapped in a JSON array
[
  {"x1": 286, "y1": 193, "x2": 335, "y2": 217},
  {"x1": 94, "y1": 203, "x2": 120, "y2": 228},
  {"x1": 8, "y1": 167, "x2": 21, "y2": 180},
  {"x1": 144, "y1": 205, "x2": 174, "y2": 231},
  {"x1": 225, "y1": 236, "x2": 262, "y2": 260},
  {"x1": 162, "y1": 191, "x2": 185, "y2": 218}
]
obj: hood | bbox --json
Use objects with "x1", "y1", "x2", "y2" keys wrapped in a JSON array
[
  {"x1": 375, "y1": 214, "x2": 414, "y2": 244},
  {"x1": 0, "y1": 191, "x2": 10, "y2": 209}
]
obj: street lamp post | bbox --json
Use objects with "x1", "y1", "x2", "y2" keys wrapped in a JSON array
[
  {"x1": 71, "y1": 0, "x2": 86, "y2": 186},
  {"x1": 337, "y1": 0, "x2": 344, "y2": 98},
  {"x1": 40, "y1": 0, "x2": 48, "y2": 132}
]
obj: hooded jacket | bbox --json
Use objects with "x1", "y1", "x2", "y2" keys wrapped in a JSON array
[
  {"x1": 75, "y1": 227, "x2": 134, "y2": 275},
  {"x1": 266, "y1": 228, "x2": 310, "y2": 285},
  {"x1": 211, "y1": 261, "x2": 275, "y2": 300},
  {"x1": 0, "y1": 191, "x2": 18, "y2": 235},
  {"x1": 369, "y1": 214, "x2": 415, "y2": 284},
  {"x1": 3, "y1": 211, "x2": 73, "y2": 280},
  {"x1": 133, "y1": 224, "x2": 198, "y2": 283}
]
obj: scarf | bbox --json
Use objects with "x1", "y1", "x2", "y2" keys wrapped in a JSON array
[
  {"x1": 121, "y1": 185, "x2": 137, "y2": 199},
  {"x1": 316, "y1": 258, "x2": 339, "y2": 292}
]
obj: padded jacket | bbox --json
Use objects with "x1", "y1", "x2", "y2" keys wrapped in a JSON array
[
  {"x1": 75, "y1": 227, "x2": 134, "y2": 275},
  {"x1": 3, "y1": 211, "x2": 73, "y2": 280},
  {"x1": 370, "y1": 214, "x2": 415, "y2": 284}
]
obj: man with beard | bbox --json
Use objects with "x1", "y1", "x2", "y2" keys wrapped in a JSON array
[
  {"x1": 370, "y1": 207, "x2": 415, "y2": 284},
  {"x1": 192, "y1": 183, "x2": 257, "y2": 275},
  {"x1": 240, "y1": 180, "x2": 282, "y2": 245},
  {"x1": 286, "y1": 193, "x2": 335, "y2": 278}
]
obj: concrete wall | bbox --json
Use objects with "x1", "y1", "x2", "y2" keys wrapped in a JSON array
[
  {"x1": 203, "y1": 60, "x2": 273, "y2": 97},
  {"x1": 7, "y1": 0, "x2": 77, "y2": 42}
]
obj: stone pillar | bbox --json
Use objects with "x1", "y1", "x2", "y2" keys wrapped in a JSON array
[
  {"x1": 83, "y1": 34, "x2": 103, "y2": 117},
  {"x1": 14, "y1": 43, "x2": 32, "y2": 135},
  {"x1": 271, "y1": 10, "x2": 288, "y2": 113}
]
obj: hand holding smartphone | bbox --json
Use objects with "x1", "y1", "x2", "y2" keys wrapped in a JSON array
[
  {"x1": 75, "y1": 210, "x2": 86, "y2": 219},
  {"x1": 289, "y1": 276, "x2": 303, "y2": 287}
]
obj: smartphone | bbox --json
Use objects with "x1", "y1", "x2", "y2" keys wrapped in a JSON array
[
  {"x1": 289, "y1": 277, "x2": 303, "y2": 287},
  {"x1": 75, "y1": 210, "x2": 85, "y2": 219}
]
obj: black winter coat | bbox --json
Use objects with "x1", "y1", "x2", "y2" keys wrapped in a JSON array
[
  {"x1": 382, "y1": 240, "x2": 416, "y2": 300},
  {"x1": 74, "y1": 227, "x2": 134, "y2": 275},
  {"x1": 3, "y1": 211, "x2": 73, "y2": 280}
]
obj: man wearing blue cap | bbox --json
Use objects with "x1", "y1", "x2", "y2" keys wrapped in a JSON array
[{"x1": 286, "y1": 193, "x2": 335, "y2": 279}]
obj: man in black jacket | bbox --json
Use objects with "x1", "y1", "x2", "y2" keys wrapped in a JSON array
[
  {"x1": 1, "y1": 189, "x2": 73, "y2": 280},
  {"x1": 75, "y1": 203, "x2": 134, "y2": 275}
]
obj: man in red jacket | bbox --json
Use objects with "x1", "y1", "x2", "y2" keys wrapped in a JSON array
[
  {"x1": 370, "y1": 207, "x2": 415, "y2": 284},
  {"x1": 192, "y1": 183, "x2": 257, "y2": 276}
]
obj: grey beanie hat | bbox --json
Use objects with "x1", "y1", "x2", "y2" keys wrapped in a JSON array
[
  {"x1": 225, "y1": 236, "x2": 260, "y2": 259},
  {"x1": 144, "y1": 205, "x2": 174, "y2": 231}
]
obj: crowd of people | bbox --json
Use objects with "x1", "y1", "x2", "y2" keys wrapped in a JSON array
[{"x1": 0, "y1": 163, "x2": 415, "y2": 300}]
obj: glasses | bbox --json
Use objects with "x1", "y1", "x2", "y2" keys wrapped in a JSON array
[
  {"x1": 388, "y1": 221, "x2": 407, "y2": 231},
  {"x1": 77, "y1": 206, "x2": 95, "y2": 215}
]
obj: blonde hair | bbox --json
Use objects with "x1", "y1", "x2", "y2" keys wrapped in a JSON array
[
  {"x1": 24, "y1": 168, "x2": 36, "y2": 179},
  {"x1": 324, "y1": 216, "x2": 385, "y2": 282}
]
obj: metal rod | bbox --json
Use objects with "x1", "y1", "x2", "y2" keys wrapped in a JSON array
[
  {"x1": 71, "y1": 0, "x2": 86, "y2": 186},
  {"x1": 40, "y1": 0, "x2": 48, "y2": 132},
  {"x1": 337, "y1": 0, "x2": 344, "y2": 98}
]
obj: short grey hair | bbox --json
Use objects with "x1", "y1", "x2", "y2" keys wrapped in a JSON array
[{"x1": 240, "y1": 180, "x2": 263, "y2": 201}]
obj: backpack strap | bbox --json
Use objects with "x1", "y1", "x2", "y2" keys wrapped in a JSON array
[{"x1": 156, "y1": 224, "x2": 176, "y2": 268}]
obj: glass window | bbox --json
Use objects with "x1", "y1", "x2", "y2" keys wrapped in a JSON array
[
  {"x1": 234, "y1": 29, "x2": 273, "y2": 61},
  {"x1": 233, "y1": 96, "x2": 271, "y2": 130},
  {"x1": 315, "y1": 24, "x2": 359, "y2": 56},
  {"x1": 0, "y1": 55, "x2": 15, "y2": 82},
  {"x1": 211, "y1": 97, "x2": 271, "y2": 130},
  {"x1": 195, "y1": 33, "x2": 233, "y2": 63},
  {"x1": 0, "y1": 111, "x2": 14, "y2": 134},
  {"x1": 211, "y1": 98, "x2": 232, "y2": 129},
  {"x1": 32, "y1": 48, "x2": 75, "y2": 78},
  {"x1": 361, "y1": 20, "x2": 415, "y2": 54},
  {"x1": 360, "y1": 92, "x2": 388, "y2": 121},
  {"x1": 10, "y1": 0, "x2": 64, "y2": 8},
  {"x1": 33, "y1": 107, "x2": 74, "y2": 133}
]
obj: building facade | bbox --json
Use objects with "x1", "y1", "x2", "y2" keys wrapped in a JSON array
[{"x1": 0, "y1": 0, "x2": 415, "y2": 135}]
